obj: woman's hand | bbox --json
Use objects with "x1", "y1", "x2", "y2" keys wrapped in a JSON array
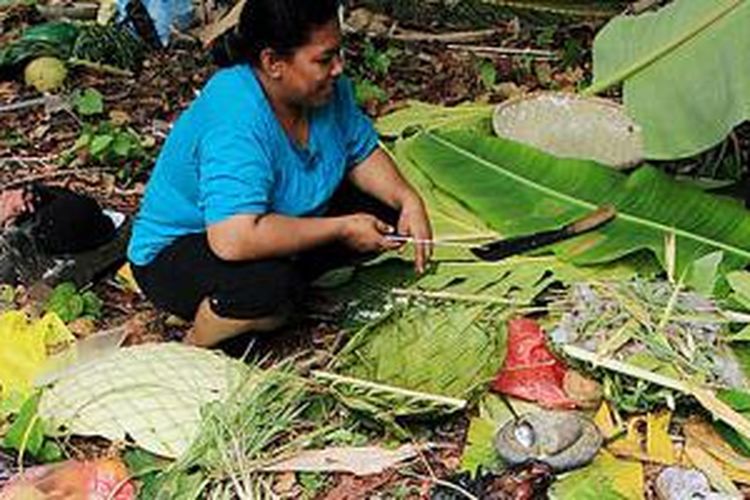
[
  {"x1": 397, "y1": 193, "x2": 433, "y2": 274},
  {"x1": 339, "y1": 213, "x2": 401, "y2": 253},
  {"x1": 0, "y1": 188, "x2": 35, "y2": 228}
]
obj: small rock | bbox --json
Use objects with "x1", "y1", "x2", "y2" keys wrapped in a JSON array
[
  {"x1": 68, "y1": 317, "x2": 97, "y2": 338},
  {"x1": 563, "y1": 370, "x2": 603, "y2": 409},
  {"x1": 495, "y1": 82, "x2": 522, "y2": 100},
  {"x1": 655, "y1": 466, "x2": 737, "y2": 500}
]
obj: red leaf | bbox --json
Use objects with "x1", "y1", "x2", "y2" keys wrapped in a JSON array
[{"x1": 491, "y1": 318, "x2": 576, "y2": 409}]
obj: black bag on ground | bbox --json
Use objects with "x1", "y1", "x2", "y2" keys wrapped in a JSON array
[
  {"x1": 21, "y1": 184, "x2": 116, "y2": 254},
  {"x1": 0, "y1": 184, "x2": 126, "y2": 286}
]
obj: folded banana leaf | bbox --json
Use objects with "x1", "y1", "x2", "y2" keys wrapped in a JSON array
[
  {"x1": 335, "y1": 301, "x2": 508, "y2": 399},
  {"x1": 0, "y1": 22, "x2": 79, "y2": 70},
  {"x1": 0, "y1": 22, "x2": 145, "y2": 75}
]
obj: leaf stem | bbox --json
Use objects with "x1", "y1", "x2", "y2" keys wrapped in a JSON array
[{"x1": 582, "y1": 0, "x2": 744, "y2": 96}]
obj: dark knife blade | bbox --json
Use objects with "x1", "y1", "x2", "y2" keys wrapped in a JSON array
[{"x1": 470, "y1": 205, "x2": 617, "y2": 262}]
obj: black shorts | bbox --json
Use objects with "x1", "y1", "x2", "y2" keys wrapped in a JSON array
[{"x1": 130, "y1": 183, "x2": 398, "y2": 320}]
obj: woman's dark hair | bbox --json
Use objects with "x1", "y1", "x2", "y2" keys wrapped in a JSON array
[{"x1": 212, "y1": 0, "x2": 341, "y2": 67}]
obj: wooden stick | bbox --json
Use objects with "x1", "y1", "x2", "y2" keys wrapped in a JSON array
[
  {"x1": 392, "y1": 287, "x2": 526, "y2": 305},
  {"x1": 0, "y1": 168, "x2": 114, "y2": 190},
  {"x1": 447, "y1": 44, "x2": 559, "y2": 60},
  {"x1": 0, "y1": 96, "x2": 49, "y2": 114},
  {"x1": 68, "y1": 58, "x2": 133, "y2": 78},
  {"x1": 389, "y1": 28, "x2": 499, "y2": 43}
]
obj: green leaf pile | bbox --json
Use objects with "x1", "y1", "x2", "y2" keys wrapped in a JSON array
[{"x1": 45, "y1": 282, "x2": 102, "y2": 323}]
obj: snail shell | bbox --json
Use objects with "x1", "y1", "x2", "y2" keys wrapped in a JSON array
[{"x1": 494, "y1": 410, "x2": 602, "y2": 472}]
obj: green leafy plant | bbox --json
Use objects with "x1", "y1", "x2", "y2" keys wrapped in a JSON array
[
  {"x1": 362, "y1": 39, "x2": 395, "y2": 77},
  {"x1": 354, "y1": 78, "x2": 388, "y2": 106},
  {"x1": 476, "y1": 59, "x2": 497, "y2": 91},
  {"x1": 298, "y1": 472, "x2": 329, "y2": 499},
  {"x1": 68, "y1": 120, "x2": 153, "y2": 185},
  {"x1": 45, "y1": 282, "x2": 103, "y2": 323},
  {"x1": 2, "y1": 393, "x2": 63, "y2": 463},
  {"x1": 72, "y1": 87, "x2": 104, "y2": 116},
  {"x1": 351, "y1": 39, "x2": 398, "y2": 107}
]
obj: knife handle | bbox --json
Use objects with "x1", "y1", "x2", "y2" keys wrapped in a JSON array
[{"x1": 565, "y1": 205, "x2": 617, "y2": 235}]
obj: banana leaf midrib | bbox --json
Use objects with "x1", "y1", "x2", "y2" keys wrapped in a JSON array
[
  {"x1": 584, "y1": 0, "x2": 744, "y2": 95},
  {"x1": 425, "y1": 131, "x2": 750, "y2": 260}
]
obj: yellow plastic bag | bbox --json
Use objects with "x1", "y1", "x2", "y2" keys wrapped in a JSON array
[{"x1": 0, "y1": 312, "x2": 74, "y2": 401}]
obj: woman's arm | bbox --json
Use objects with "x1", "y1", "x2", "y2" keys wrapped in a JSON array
[
  {"x1": 207, "y1": 212, "x2": 400, "y2": 262},
  {"x1": 348, "y1": 147, "x2": 433, "y2": 272}
]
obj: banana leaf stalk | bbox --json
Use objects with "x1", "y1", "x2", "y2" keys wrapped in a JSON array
[{"x1": 312, "y1": 370, "x2": 466, "y2": 437}]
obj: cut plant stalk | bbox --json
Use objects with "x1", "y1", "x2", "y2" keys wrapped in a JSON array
[
  {"x1": 563, "y1": 345, "x2": 750, "y2": 440},
  {"x1": 391, "y1": 287, "x2": 528, "y2": 306}
]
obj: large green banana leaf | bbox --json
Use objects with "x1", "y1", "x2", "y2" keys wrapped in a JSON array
[
  {"x1": 404, "y1": 130, "x2": 750, "y2": 277},
  {"x1": 377, "y1": 101, "x2": 492, "y2": 139},
  {"x1": 586, "y1": 0, "x2": 750, "y2": 159}
]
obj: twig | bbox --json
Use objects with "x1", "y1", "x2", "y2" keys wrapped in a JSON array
[
  {"x1": 392, "y1": 287, "x2": 526, "y2": 306},
  {"x1": 1, "y1": 167, "x2": 114, "y2": 190},
  {"x1": 400, "y1": 470, "x2": 479, "y2": 500},
  {"x1": 390, "y1": 28, "x2": 499, "y2": 43},
  {"x1": 36, "y1": 2, "x2": 98, "y2": 20},
  {"x1": 0, "y1": 96, "x2": 49, "y2": 114},
  {"x1": 0, "y1": 156, "x2": 52, "y2": 166},
  {"x1": 68, "y1": 58, "x2": 134, "y2": 78},
  {"x1": 447, "y1": 44, "x2": 559, "y2": 60}
]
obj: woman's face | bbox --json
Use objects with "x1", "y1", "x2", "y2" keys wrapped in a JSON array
[{"x1": 276, "y1": 19, "x2": 344, "y2": 107}]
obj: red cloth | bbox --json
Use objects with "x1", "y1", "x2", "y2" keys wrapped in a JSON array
[{"x1": 491, "y1": 317, "x2": 576, "y2": 409}]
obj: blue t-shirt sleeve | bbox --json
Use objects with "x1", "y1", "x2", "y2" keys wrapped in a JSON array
[
  {"x1": 198, "y1": 125, "x2": 274, "y2": 225},
  {"x1": 337, "y1": 78, "x2": 379, "y2": 167}
]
